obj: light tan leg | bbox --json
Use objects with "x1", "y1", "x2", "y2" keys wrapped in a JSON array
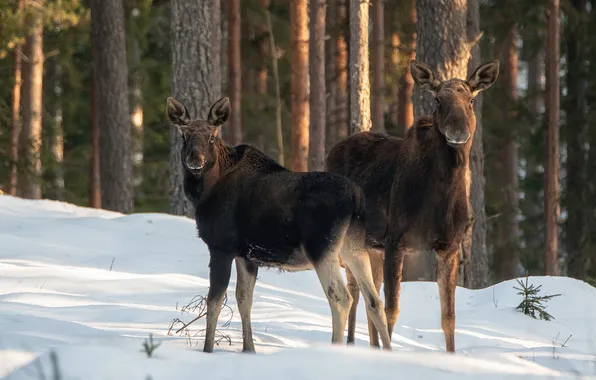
[
  {"x1": 235, "y1": 257, "x2": 258, "y2": 353},
  {"x1": 384, "y1": 241, "x2": 407, "y2": 339},
  {"x1": 436, "y1": 248, "x2": 459, "y2": 353},
  {"x1": 314, "y1": 252, "x2": 353, "y2": 344},
  {"x1": 346, "y1": 266, "x2": 360, "y2": 344},
  {"x1": 365, "y1": 249, "x2": 384, "y2": 348},
  {"x1": 342, "y1": 237, "x2": 392, "y2": 351}
]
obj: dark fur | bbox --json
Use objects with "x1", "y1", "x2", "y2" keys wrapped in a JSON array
[
  {"x1": 166, "y1": 96, "x2": 385, "y2": 353},
  {"x1": 326, "y1": 59, "x2": 500, "y2": 352}
]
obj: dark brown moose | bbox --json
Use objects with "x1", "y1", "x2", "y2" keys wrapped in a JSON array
[
  {"x1": 326, "y1": 59, "x2": 499, "y2": 352},
  {"x1": 166, "y1": 96, "x2": 392, "y2": 353}
]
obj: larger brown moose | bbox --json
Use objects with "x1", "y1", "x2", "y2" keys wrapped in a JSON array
[
  {"x1": 327, "y1": 59, "x2": 499, "y2": 352},
  {"x1": 166, "y1": 96, "x2": 392, "y2": 353}
]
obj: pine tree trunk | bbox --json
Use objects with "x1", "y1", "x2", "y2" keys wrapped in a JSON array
[
  {"x1": 170, "y1": 0, "x2": 221, "y2": 215},
  {"x1": 228, "y1": 0, "x2": 242, "y2": 146},
  {"x1": 494, "y1": 26, "x2": 520, "y2": 281},
  {"x1": 349, "y1": 0, "x2": 371, "y2": 133},
  {"x1": 309, "y1": 0, "x2": 326, "y2": 171},
  {"x1": 565, "y1": 0, "x2": 588, "y2": 280},
  {"x1": 290, "y1": 0, "x2": 309, "y2": 171},
  {"x1": 463, "y1": 0, "x2": 489, "y2": 289},
  {"x1": 91, "y1": 0, "x2": 133, "y2": 213},
  {"x1": 389, "y1": 30, "x2": 400, "y2": 129},
  {"x1": 20, "y1": 0, "x2": 44, "y2": 200},
  {"x1": 326, "y1": 0, "x2": 338, "y2": 149},
  {"x1": 9, "y1": 0, "x2": 24, "y2": 196},
  {"x1": 410, "y1": 0, "x2": 471, "y2": 281},
  {"x1": 370, "y1": 0, "x2": 384, "y2": 133},
  {"x1": 265, "y1": 6, "x2": 284, "y2": 166},
  {"x1": 545, "y1": 0, "x2": 560, "y2": 276},
  {"x1": 335, "y1": 0, "x2": 349, "y2": 141},
  {"x1": 398, "y1": 0, "x2": 416, "y2": 133},
  {"x1": 89, "y1": 76, "x2": 101, "y2": 208}
]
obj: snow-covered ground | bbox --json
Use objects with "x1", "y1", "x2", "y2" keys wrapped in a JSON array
[{"x1": 1, "y1": 195, "x2": 595, "y2": 379}]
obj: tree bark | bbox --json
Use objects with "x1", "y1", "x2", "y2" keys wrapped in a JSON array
[
  {"x1": 349, "y1": 0, "x2": 371, "y2": 133},
  {"x1": 228, "y1": 0, "x2": 242, "y2": 146},
  {"x1": 494, "y1": 26, "x2": 520, "y2": 281},
  {"x1": 91, "y1": 0, "x2": 133, "y2": 213},
  {"x1": 565, "y1": 0, "x2": 588, "y2": 280},
  {"x1": 462, "y1": 0, "x2": 489, "y2": 289},
  {"x1": 409, "y1": 0, "x2": 471, "y2": 281},
  {"x1": 89, "y1": 74, "x2": 101, "y2": 209},
  {"x1": 170, "y1": 0, "x2": 221, "y2": 215},
  {"x1": 290, "y1": 0, "x2": 309, "y2": 171},
  {"x1": 265, "y1": 6, "x2": 284, "y2": 166},
  {"x1": 309, "y1": 0, "x2": 326, "y2": 171},
  {"x1": 545, "y1": 0, "x2": 560, "y2": 276},
  {"x1": 398, "y1": 0, "x2": 416, "y2": 133},
  {"x1": 335, "y1": 0, "x2": 349, "y2": 141},
  {"x1": 371, "y1": 0, "x2": 384, "y2": 133},
  {"x1": 10, "y1": 0, "x2": 25, "y2": 196},
  {"x1": 20, "y1": 0, "x2": 44, "y2": 200},
  {"x1": 326, "y1": 0, "x2": 338, "y2": 149}
]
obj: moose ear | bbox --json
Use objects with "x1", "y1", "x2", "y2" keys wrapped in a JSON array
[
  {"x1": 410, "y1": 60, "x2": 441, "y2": 95},
  {"x1": 166, "y1": 97, "x2": 190, "y2": 125},
  {"x1": 208, "y1": 97, "x2": 231, "y2": 127},
  {"x1": 467, "y1": 59, "x2": 499, "y2": 96}
]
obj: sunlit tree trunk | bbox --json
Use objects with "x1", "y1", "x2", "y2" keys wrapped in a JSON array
[
  {"x1": 309, "y1": 0, "x2": 326, "y2": 171},
  {"x1": 290, "y1": 0, "x2": 309, "y2": 171},
  {"x1": 349, "y1": 0, "x2": 371, "y2": 133},
  {"x1": 10, "y1": 0, "x2": 25, "y2": 196},
  {"x1": 228, "y1": 0, "x2": 242, "y2": 146},
  {"x1": 20, "y1": 0, "x2": 44, "y2": 200}
]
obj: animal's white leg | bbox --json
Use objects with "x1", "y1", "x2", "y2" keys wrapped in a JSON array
[
  {"x1": 235, "y1": 257, "x2": 258, "y2": 353},
  {"x1": 342, "y1": 232, "x2": 393, "y2": 351}
]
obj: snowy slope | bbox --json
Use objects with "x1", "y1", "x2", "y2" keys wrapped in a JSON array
[{"x1": 1, "y1": 195, "x2": 595, "y2": 379}]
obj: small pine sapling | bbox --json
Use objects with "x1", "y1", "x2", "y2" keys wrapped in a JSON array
[
  {"x1": 514, "y1": 274, "x2": 561, "y2": 321},
  {"x1": 141, "y1": 334, "x2": 161, "y2": 358}
]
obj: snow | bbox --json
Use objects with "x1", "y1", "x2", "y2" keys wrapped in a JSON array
[{"x1": 1, "y1": 195, "x2": 596, "y2": 379}]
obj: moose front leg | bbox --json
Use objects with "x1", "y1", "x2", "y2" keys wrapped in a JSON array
[
  {"x1": 435, "y1": 248, "x2": 459, "y2": 352},
  {"x1": 204, "y1": 252, "x2": 234, "y2": 353}
]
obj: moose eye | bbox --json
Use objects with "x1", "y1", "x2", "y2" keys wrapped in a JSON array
[
  {"x1": 435, "y1": 97, "x2": 441, "y2": 105},
  {"x1": 471, "y1": 98, "x2": 476, "y2": 104},
  {"x1": 208, "y1": 134, "x2": 215, "y2": 144}
]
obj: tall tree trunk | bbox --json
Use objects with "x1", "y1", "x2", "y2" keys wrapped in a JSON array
[
  {"x1": 349, "y1": 0, "x2": 371, "y2": 133},
  {"x1": 90, "y1": 0, "x2": 133, "y2": 213},
  {"x1": 371, "y1": 0, "x2": 384, "y2": 133},
  {"x1": 255, "y1": 0, "x2": 269, "y2": 152},
  {"x1": 10, "y1": 0, "x2": 24, "y2": 196},
  {"x1": 20, "y1": 0, "x2": 44, "y2": 200},
  {"x1": 398, "y1": 0, "x2": 416, "y2": 133},
  {"x1": 410, "y1": 0, "x2": 472, "y2": 281},
  {"x1": 170, "y1": 0, "x2": 221, "y2": 215},
  {"x1": 309, "y1": 0, "x2": 326, "y2": 171},
  {"x1": 545, "y1": 0, "x2": 560, "y2": 276},
  {"x1": 565, "y1": 0, "x2": 588, "y2": 280},
  {"x1": 48, "y1": 57, "x2": 64, "y2": 200},
  {"x1": 389, "y1": 30, "x2": 400, "y2": 129},
  {"x1": 290, "y1": 0, "x2": 309, "y2": 171},
  {"x1": 326, "y1": 0, "x2": 338, "y2": 149},
  {"x1": 462, "y1": 0, "x2": 489, "y2": 289},
  {"x1": 335, "y1": 0, "x2": 349, "y2": 141},
  {"x1": 89, "y1": 75, "x2": 101, "y2": 208},
  {"x1": 494, "y1": 26, "x2": 520, "y2": 281},
  {"x1": 228, "y1": 0, "x2": 242, "y2": 146}
]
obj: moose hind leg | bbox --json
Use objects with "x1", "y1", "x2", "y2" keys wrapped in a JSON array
[
  {"x1": 345, "y1": 266, "x2": 360, "y2": 344},
  {"x1": 204, "y1": 253, "x2": 234, "y2": 353},
  {"x1": 342, "y1": 235, "x2": 392, "y2": 351},
  {"x1": 235, "y1": 257, "x2": 258, "y2": 353},
  {"x1": 436, "y1": 248, "x2": 459, "y2": 352},
  {"x1": 365, "y1": 249, "x2": 384, "y2": 348},
  {"x1": 312, "y1": 243, "x2": 353, "y2": 345}
]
